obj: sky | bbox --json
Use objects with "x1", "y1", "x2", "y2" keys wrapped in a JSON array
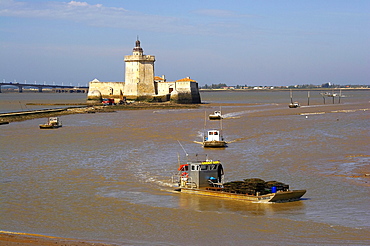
[{"x1": 1, "y1": 0, "x2": 369, "y2": 87}]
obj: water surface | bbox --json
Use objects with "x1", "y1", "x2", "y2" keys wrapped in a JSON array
[{"x1": 1, "y1": 90, "x2": 369, "y2": 245}]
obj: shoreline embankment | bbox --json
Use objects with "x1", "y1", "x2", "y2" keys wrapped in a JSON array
[
  {"x1": 0, "y1": 230, "x2": 117, "y2": 246},
  {"x1": 0, "y1": 102, "x2": 201, "y2": 123}
]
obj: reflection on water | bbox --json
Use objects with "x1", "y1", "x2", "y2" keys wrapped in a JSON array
[
  {"x1": 0, "y1": 93, "x2": 87, "y2": 113},
  {"x1": 177, "y1": 192, "x2": 306, "y2": 217}
]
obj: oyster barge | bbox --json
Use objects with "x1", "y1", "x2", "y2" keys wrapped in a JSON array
[{"x1": 172, "y1": 154, "x2": 306, "y2": 203}]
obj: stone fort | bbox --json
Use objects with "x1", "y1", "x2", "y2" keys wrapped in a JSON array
[{"x1": 87, "y1": 40, "x2": 201, "y2": 104}]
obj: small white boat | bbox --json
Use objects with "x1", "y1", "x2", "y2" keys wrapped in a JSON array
[
  {"x1": 320, "y1": 92, "x2": 338, "y2": 97},
  {"x1": 203, "y1": 129, "x2": 227, "y2": 148},
  {"x1": 39, "y1": 117, "x2": 62, "y2": 129},
  {"x1": 209, "y1": 111, "x2": 222, "y2": 120},
  {"x1": 289, "y1": 102, "x2": 300, "y2": 108}
]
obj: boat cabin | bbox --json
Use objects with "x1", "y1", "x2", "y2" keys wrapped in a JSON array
[
  {"x1": 175, "y1": 155, "x2": 224, "y2": 189},
  {"x1": 48, "y1": 117, "x2": 61, "y2": 126},
  {"x1": 205, "y1": 130, "x2": 222, "y2": 141}
]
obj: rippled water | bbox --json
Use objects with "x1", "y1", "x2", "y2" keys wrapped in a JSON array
[
  {"x1": 1, "y1": 90, "x2": 369, "y2": 245},
  {"x1": 0, "y1": 93, "x2": 86, "y2": 113}
]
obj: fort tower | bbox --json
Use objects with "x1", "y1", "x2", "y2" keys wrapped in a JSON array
[{"x1": 123, "y1": 39, "x2": 156, "y2": 99}]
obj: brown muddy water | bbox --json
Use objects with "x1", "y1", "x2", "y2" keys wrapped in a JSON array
[{"x1": 1, "y1": 90, "x2": 369, "y2": 245}]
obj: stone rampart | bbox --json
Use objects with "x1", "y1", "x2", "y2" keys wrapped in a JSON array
[{"x1": 87, "y1": 81, "x2": 124, "y2": 100}]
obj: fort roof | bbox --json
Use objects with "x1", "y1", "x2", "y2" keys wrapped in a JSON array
[
  {"x1": 154, "y1": 76, "x2": 165, "y2": 81},
  {"x1": 176, "y1": 77, "x2": 197, "y2": 82}
]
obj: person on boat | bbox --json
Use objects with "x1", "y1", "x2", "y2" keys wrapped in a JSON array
[{"x1": 217, "y1": 164, "x2": 224, "y2": 183}]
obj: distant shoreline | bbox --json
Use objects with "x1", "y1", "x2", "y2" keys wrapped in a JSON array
[
  {"x1": 200, "y1": 88, "x2": 370, "y2": 92},
  {"x1": 0, "y1": 87, "x2": 369, "y2": 94}
]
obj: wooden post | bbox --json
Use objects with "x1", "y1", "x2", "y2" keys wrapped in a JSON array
[
  {"x1": 290, "y1": 89, "x2": 293, "y2": 104},
  {"x1": 307, "y1": 91, "x2": 310, "y2": 106}
]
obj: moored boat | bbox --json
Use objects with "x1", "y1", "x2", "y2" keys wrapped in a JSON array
[
  {"x1": 289, "y1": 89, "x2": 300, "y2": 108},
  {"x1": 209, "y1": 111, "x2": 222, "y2": 120},
  {"x1": 39, "y1": 117, "x2": 62, "y2": 129},
  {"x1": 289, "y1": 102, "x2": 300, "y2": 108},
  {"x1": 172, "y1": 154, "x2": 306, "y2": 203}
]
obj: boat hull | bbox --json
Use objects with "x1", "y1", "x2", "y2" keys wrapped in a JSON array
[
  {"x1": 176, "y1": 188, "x2": 306, "y2": 203},
  {"x1": 209, "y1": 115, "x2": 222, "y2": 120},
  {"x1": 203, "y1": 140, "x2": 227, "y2": 148},
  {"x1": 39, "y1": 124, "x2": 61, "y2": 129}
]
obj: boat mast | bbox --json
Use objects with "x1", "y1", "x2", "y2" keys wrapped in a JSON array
[
  {"x1": 220, "y1": 114, "x2": 223, "y2": 131},
  {"x1": 290, "y1": 89, "x2": 293, "y2": 104},
  {"x1": 204, "y1": 111, "x2": 207, "y2": 140},
  {"x1": 220, "y1": 110, "x2": 223, "y2": 140}
]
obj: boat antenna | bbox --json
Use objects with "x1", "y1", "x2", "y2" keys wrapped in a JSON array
[
  {"x1": 220, "y1": 113, "x2": 223, "y2": 131},
  {"x1": 204, "y1": 111, "x2": 207, "y2": 128},
  {"x1": 177, "y1": 140, "x2": 188, "y2": 156}
]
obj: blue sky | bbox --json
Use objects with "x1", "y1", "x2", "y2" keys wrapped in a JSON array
[{"x1": 1, "y1": 0, "x2": 369, "y2": 86}]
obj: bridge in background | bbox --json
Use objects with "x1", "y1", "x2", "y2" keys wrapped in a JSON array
[{"x1": 0, "y1": 82, "x2": 88, "y2": 93}]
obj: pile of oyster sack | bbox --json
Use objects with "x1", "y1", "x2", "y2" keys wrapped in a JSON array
[{"x1": 222, "y1": 178, "x2": 289, "y2": 195}]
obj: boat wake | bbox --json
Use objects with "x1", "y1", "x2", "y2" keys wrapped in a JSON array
[
  {"x1": 222, "y1": 106, "x2": 283, "y2": 119},
  {"x1": 226, "y1": 137, "x2": 248, "y2": 144}
]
